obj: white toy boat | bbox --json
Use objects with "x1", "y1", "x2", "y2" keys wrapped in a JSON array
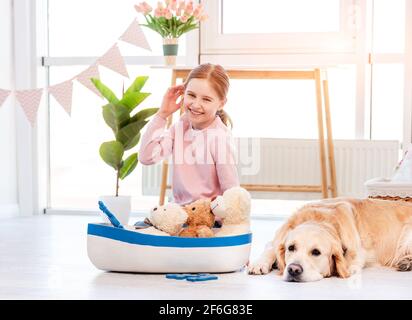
[{"x1": 87, "y1": 223, "x2": 252, "y2": 273}]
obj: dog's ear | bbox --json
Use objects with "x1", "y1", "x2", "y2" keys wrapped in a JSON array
[
  {"x1": 276, "y1": 243, "x2": 286, "y2": 275},
  {"x1": 331, "y1": 241, "x2": 350, "y2": 278},
  {"x1": 272, "y1": 223, "x2": 291, "y2": 275}
]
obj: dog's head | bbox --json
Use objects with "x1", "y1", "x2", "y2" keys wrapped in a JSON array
[{"x1": 275, "y1": 221, "x2": 350, "y2": 282}]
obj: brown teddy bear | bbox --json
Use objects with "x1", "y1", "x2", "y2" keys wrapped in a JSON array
[{"x1": 178, "y1": 199, "x2": 215, "y2": 238}]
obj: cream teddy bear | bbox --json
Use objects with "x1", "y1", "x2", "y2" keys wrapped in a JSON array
[
  {"x1": 136, "y1": 203, "x2": 188, "y2": 236},
  {"x1": 211, "y1": 186, "x2": 251, "y2": 236}
]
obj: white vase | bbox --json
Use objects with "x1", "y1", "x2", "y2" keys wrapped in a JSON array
[{"x1": 98, "y1": 195, "x2": 131, "y2": 226}]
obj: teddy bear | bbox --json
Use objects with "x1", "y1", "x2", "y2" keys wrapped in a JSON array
[
  {"x1": 178, "y1": 199, "x2": 215, "y2": 238},
  {"x1": 135, "y1": 202, "x2": 188, "y2": 236},
  {"x1": 211, "y1": 186, "x2": 251, "y2": 237}
]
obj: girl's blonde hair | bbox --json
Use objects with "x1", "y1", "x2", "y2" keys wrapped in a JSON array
[{"x1": 184, "y1": 63, "x2": 233, "y2": 128}]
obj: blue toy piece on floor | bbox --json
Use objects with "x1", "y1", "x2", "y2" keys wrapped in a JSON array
[
  {"x1": 166, "y1": 273, "x2": 218, "y2": 282},
  {"x1": 166, "y1": 274, "x2": 193, "y2": 280},
  {"x1": 186, "y1": 274, "x2": 218, "y2": 282}
]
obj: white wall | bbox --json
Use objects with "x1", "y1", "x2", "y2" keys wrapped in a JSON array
[{"x1": 0, "y1": 0, "x2": 18, "y2": 217}]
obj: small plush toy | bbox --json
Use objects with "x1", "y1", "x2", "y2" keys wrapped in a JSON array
[
  {"x1": 136, "y1": 203, "x2": 188, "y2": 236},
  {"x1": 178, "y1": 199, "x2": 215, "y2": 238},
  {"x1": 211, "y1": 186, "x2": 251, "y2": 236}
]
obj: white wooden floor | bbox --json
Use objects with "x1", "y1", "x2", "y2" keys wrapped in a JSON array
[{"x1": 1, "y1": 214, "x2": 412, "y2": 300}]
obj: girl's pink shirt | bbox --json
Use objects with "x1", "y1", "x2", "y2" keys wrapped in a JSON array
[{"x1": 139, "y1": 113, "x2": 239, "y2": 205}]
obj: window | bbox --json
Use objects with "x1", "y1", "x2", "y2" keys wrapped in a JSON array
[
  {"x1": 372, "y1": 0, "x2": 404, "y2": 53},
  {"x1": 201, "y1": 0, "x2": 356, "y2": 54},
  {"x1": 46, "y1": 1, "x2": 194, "y2": 211},
  {"x1": 370, "y1": 64, "x2": 404, "y2": 141},
  {"x1": 369, "y1": 0, "x2": 405, "y2": 142},
  {"x1": 48, "y1": 0, "x2": 186, "y2": 57},
  {"x1": 222, "y1": 0, "x2": 341, "y2": 34},
  {"x1": 228, "y1": 66, "x2": 356, "y2": 140}
]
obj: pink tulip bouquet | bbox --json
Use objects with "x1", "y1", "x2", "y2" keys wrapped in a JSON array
[{"x1": 135, "y1": 0, "x2": 207, "y2": 39}]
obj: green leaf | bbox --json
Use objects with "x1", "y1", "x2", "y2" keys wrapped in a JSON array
[
  {"x1": 125, "y1": 76, "x2": 149, "y2": 95},
  {"x1": 176, "y1": 23, "x2": 186, "y2": 33},
  {"x1": 119, "y1": 153, "x2": 138, "y2": 180},
  {"x1": 125, "y1": 132, "x2": 141, "y2": 151},
  {"x1": 116, "y1": 121, "x2": 147, "y2": 150},
  {"x1": 177, "y1": 24, "x2": 198, "y2": 37},
  {"x1": 90, "y1": 78, "x2": 119, "y2": 104},
  {"x1": 99, "y1": 141, "x2": 124, "y2": 170},
  {"x1": 102, "y1": 103, "x2": 130, "y2": 133},
  {"x1": 129, "y1": 107, "x2": 159, "y2": 123},
  {"x1": 119, "y1": 92, "x2": 151, "y2": 112},
  {"x1": 144, "y1": 15, "x2": 168, "y2": 37}
]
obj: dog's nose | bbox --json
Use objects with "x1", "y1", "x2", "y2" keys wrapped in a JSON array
[{"x1": 287, "y1": 263, "x2": 303, "y2": 277}]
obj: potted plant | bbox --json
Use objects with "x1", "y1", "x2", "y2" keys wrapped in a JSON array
[
  {"x1": 91, "y1": 76, "x2": 158, "y2": 225},
  {"x1": 135, "y1": 0, "x2": 207, "y2": 65}
]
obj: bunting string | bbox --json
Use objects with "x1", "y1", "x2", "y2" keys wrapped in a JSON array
[{"x1": 0, "y1": 18, "x2": 151, "y2": 126}]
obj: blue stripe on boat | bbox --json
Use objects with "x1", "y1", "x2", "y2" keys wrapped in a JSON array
[{"x1": 87, "y1": 223, "x2": 252, "y2": 248}]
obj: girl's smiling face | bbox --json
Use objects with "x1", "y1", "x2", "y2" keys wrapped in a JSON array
[{"x1": 183, "y1": 78, "x2": 226, "y2": 130}]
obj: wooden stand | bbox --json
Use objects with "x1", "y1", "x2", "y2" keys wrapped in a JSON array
[{"x1": 158, "y1": 67, "x2": 337, "y2": 205}]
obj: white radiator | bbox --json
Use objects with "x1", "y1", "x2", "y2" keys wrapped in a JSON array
[{"x1": 141, "y1": 139, "x2": 400, "y2": 200}]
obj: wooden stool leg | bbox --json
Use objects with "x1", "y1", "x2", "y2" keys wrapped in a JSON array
[
  {"x1": 158, "y1": 114, "x2": 173, "y2": 205},
  {"x1": 159, "y1": 161, "x2": 169, "y2": 205},
  {"x1": 158, "y1": 70, "x2": 178, "y2": 205},
  {"x1": 322, "y1": 78, "x2": 338, "y2": 197},
  {"x1": 315, "y1": 69, "x2": 329, "y2": 198}
]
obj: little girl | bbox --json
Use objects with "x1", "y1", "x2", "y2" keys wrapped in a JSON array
[{"x1": 139, "y1": 63, "x2": 239, "y2": 205}]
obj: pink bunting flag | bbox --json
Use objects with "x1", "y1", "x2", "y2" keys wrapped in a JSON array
[
  {"x1": 15, "y1": 89, "x2": 43, "y2": 126},
  {"x1": 0, "y1": 89, "x2": 11, "y2": 108},
  {"x1": 119, "y1": 19, "x2": 151, "y2": 51},
  {"x1": 48, "y1": 80, "x2": 73, "y2": 115},
  {"x1": 76, "y1": 64, "x2": 102, "y2": 97},
  {"x1": 98, "y1": 44, "x2": 129, "y2": 78}
]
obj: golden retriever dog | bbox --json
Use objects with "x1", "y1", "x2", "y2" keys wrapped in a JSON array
[{"x1": 248, "y1": 198, "x2": 412, "y2": 282}]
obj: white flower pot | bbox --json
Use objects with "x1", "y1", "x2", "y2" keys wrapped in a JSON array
[{"x1": 98, "y1": 195, "x2": 131, "y2": 226}]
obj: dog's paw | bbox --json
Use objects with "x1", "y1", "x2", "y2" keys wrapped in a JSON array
[
  {"x1": 349, "y1": 264, "x2": 362, "y2": 276},
  {"x1": 396, "y1": 256, "x2": 412, "y2": 271},
  {"x1": 247, "y1": 260, "x2": 272, "y2": 275}
]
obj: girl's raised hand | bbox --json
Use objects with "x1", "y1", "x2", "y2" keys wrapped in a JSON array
[{"x1": 158, "y1": 85, "x2": 185, "y2": 119}]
